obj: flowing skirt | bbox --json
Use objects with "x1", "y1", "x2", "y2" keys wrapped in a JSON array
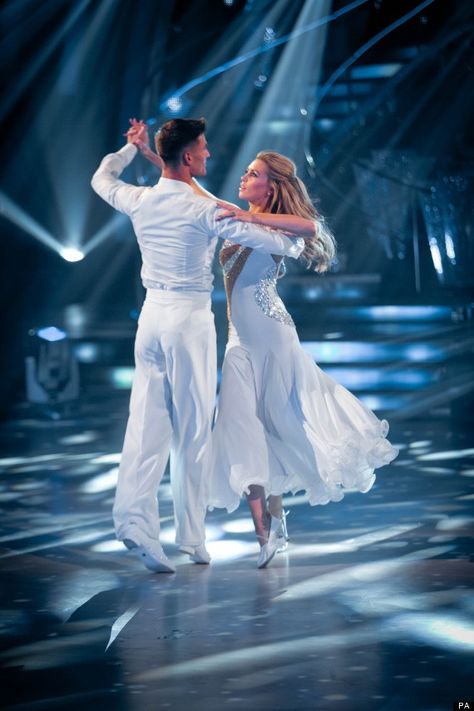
[{"x1": 207, "y1": 342, "x2": 398, "y2": 513}]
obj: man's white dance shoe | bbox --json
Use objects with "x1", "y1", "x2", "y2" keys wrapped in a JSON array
[
  {"x1": 122, "y1": 528, "x2": 176, "y2": 573},
  {"x1": 179, "y1": 543, "x2": 211, "y2": 564}
]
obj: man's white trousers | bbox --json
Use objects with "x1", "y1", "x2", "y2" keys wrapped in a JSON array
[{"x1": 113, "y1": 289, "x2": 216, "y2": 547}]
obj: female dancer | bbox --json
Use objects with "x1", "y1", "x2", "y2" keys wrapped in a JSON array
[
  {"x1": 207, "y1": 151, "x2": 398, "y2": 568},
  {"x1": 133, "y1": 123, "x2": 398, "y2": 568}
]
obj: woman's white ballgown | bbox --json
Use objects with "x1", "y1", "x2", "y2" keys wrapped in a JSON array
[{"x1": 207, "y1": 241, "x2": 398, "y2": 513}]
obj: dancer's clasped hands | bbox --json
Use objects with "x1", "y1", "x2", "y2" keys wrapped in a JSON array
[
  {"x1": 125, "y1": 117, "x2": 148, "y2": 146},
  {"x1": 125, "y1": 118, "x2": 164, "y2": 170}
]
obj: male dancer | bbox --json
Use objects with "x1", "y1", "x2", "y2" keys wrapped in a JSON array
[{"x1": 91, "y1": 117, "x2": 303, "y2": 572}]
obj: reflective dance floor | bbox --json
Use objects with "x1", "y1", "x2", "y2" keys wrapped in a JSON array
[
  {"x1": 0, "y1": 403, "x2": 473, "y2": 710},
  {"x1": 0, "y1": 306, "x2": 473, "y2": 711}
]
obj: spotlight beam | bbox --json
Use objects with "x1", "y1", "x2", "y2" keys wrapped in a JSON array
[
  {"x1": 0, "y1": 189, "x2": 62, "y2": 254},
  {"x1": 0, "y1": 0, "x2": 90, "y2": 122},
  {"x1": 158, "y1": 0, "x2": 369, "y2": 110},
  {"x1": 82, "y1": 213, "x2": 127, "y2": 256},
  {"x1": 220, "y1": 0, "x2": 331, "y2": 200}
]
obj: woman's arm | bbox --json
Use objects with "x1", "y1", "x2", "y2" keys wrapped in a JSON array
[
  {"x1": 216, "y1": 202, "x2": 316, "y2": 237},
  {"x1": 132, "y1": 145, "x2": 240, "y2": 207},
  {"x1": 134, "y1": 140, "x2": 164, "y2": 171}
]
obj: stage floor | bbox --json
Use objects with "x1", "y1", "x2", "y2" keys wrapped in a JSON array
[{"x1": 0, "y1": 395, "x2": 473, "y2": 711}]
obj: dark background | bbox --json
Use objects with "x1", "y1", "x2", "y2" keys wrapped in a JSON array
[{"x1": 1, "y1": 0, "x2": 473, "y2": 413}]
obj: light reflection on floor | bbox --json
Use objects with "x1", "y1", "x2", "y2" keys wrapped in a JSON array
[{"x1": 0, "y1": 404, "x2": 473, "y2": 710}]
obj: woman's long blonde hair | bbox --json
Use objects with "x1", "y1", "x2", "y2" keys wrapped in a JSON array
[{"x1": 256, "y1": 151, "x2": 336, "y2": 272}]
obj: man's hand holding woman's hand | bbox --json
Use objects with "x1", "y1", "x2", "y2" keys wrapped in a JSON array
[
  {"x1": 124, "y1": 118, "x2": 163, "y2": 170},
  {"x1": 125, "y1": 118, "x2": 149, "y2": 147}
]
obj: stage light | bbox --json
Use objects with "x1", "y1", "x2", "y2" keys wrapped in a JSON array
[
  {"x1": 428, "y1": 238, "x2": 443, "y2": 275},
  {"x1": 73, "y1": 343, "x2": 99, "y2": 363},
  {"x1": 64, "y1": 303, "x2": 88, "y2": 336},
  {"x1": 220, "y1": 0, "x2": 331, "y2": 199},
  {"x1": 166, "y1": 96, "x2": 183, "y2": 113},
  {"x1": 36, "y1": 326, "x2": 67, "y2": 342},
  {"x1": 110, "y1": 367, "x2": 134, "y2": 389},
  {"x1": 159, "y1": 0, "x2": 364, "y2": 115},
  {"x1": 25, "y1": 326, "x2": 80, "y2": 406},
  {"x1": 264, "y1": 26, "x2": 276, "y2": 43},
  {"x1": 444, "y1": 232, "x2": 456, "y2": 262},
  {"x1": 366, "y1": 305, "x2": 451, "y2": 321},
  {"x1": 302, "y1": 340, "x2": 444, "y2": 364},
  {"x1": 350, "y1": 63, "x2": 402, "y2": 79},
  {"x1": 60, "y1": 247, "x2": 84, "y2": 262}
]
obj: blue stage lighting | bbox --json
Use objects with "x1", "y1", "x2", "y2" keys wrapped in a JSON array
[
  {"x1": 60, "y1": 247, "x2": 84, "y2": 262},
  {"x1": 166, "y1": 96, "x2": 183, "y2": 113},
  {"x1": 264, "y1": 27, "x2": 276, "y2": 43},
  {"x1": 36, "y1": 326, "x2": 67, "y2": 342},
  {"x1": 444, "y1": 232, "x2": 456, "y2": 262},
  {"x1": 26, "y1": 326, "x2": 79, "y2": 406},
  {"x1": 428, "y1": 238, "x2": 443, "y2": 275},
  {"x1": 111, "y1": 367, "x2": 135, "y2": 389},
  {"x1": 73, "y1": 343, "x2": 99, "y2": 363}
]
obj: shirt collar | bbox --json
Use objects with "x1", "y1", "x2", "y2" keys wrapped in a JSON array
[{"x1": 156, "y1": 177, "x2": 195, "y2": 194}]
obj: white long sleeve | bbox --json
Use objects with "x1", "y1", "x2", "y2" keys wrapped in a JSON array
[
  {"x1": 90, "y1": 146, "x2": 304, "y2": 292},
  {"x1": 91, "y1": 144, "x2": 144, "y2": 215},
  {"x1": 211, "y1": 213, "x2": 304, "y2": 259}
]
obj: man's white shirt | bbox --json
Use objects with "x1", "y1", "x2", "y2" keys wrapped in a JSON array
[{"x1": 91, "y1": 143, "x2": 304, "y2": 292}]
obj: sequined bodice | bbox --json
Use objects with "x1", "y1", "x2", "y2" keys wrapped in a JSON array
[{"x1": 220, "y1": 242, "x2": 294, "y2": 328}]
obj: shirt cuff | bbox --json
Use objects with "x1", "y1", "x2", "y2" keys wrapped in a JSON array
[
  {"x1": 117, "y1": 143, "x2": 138, "y2": 161},
  {"x1": 290, "y1": 237, "x2": 305, "y2": 258}
]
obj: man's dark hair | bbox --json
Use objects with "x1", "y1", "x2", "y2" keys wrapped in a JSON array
[{"x1": 155, "y1": 118, "x2": 206, "y2": 165}]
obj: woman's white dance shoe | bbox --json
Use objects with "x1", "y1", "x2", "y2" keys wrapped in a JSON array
[
  {"x1": 276, "y1": 510, "x2": 289, "y2": 552},
  {"x1": 257, "y1": 515, "x2": 285, "y2": 569}
]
